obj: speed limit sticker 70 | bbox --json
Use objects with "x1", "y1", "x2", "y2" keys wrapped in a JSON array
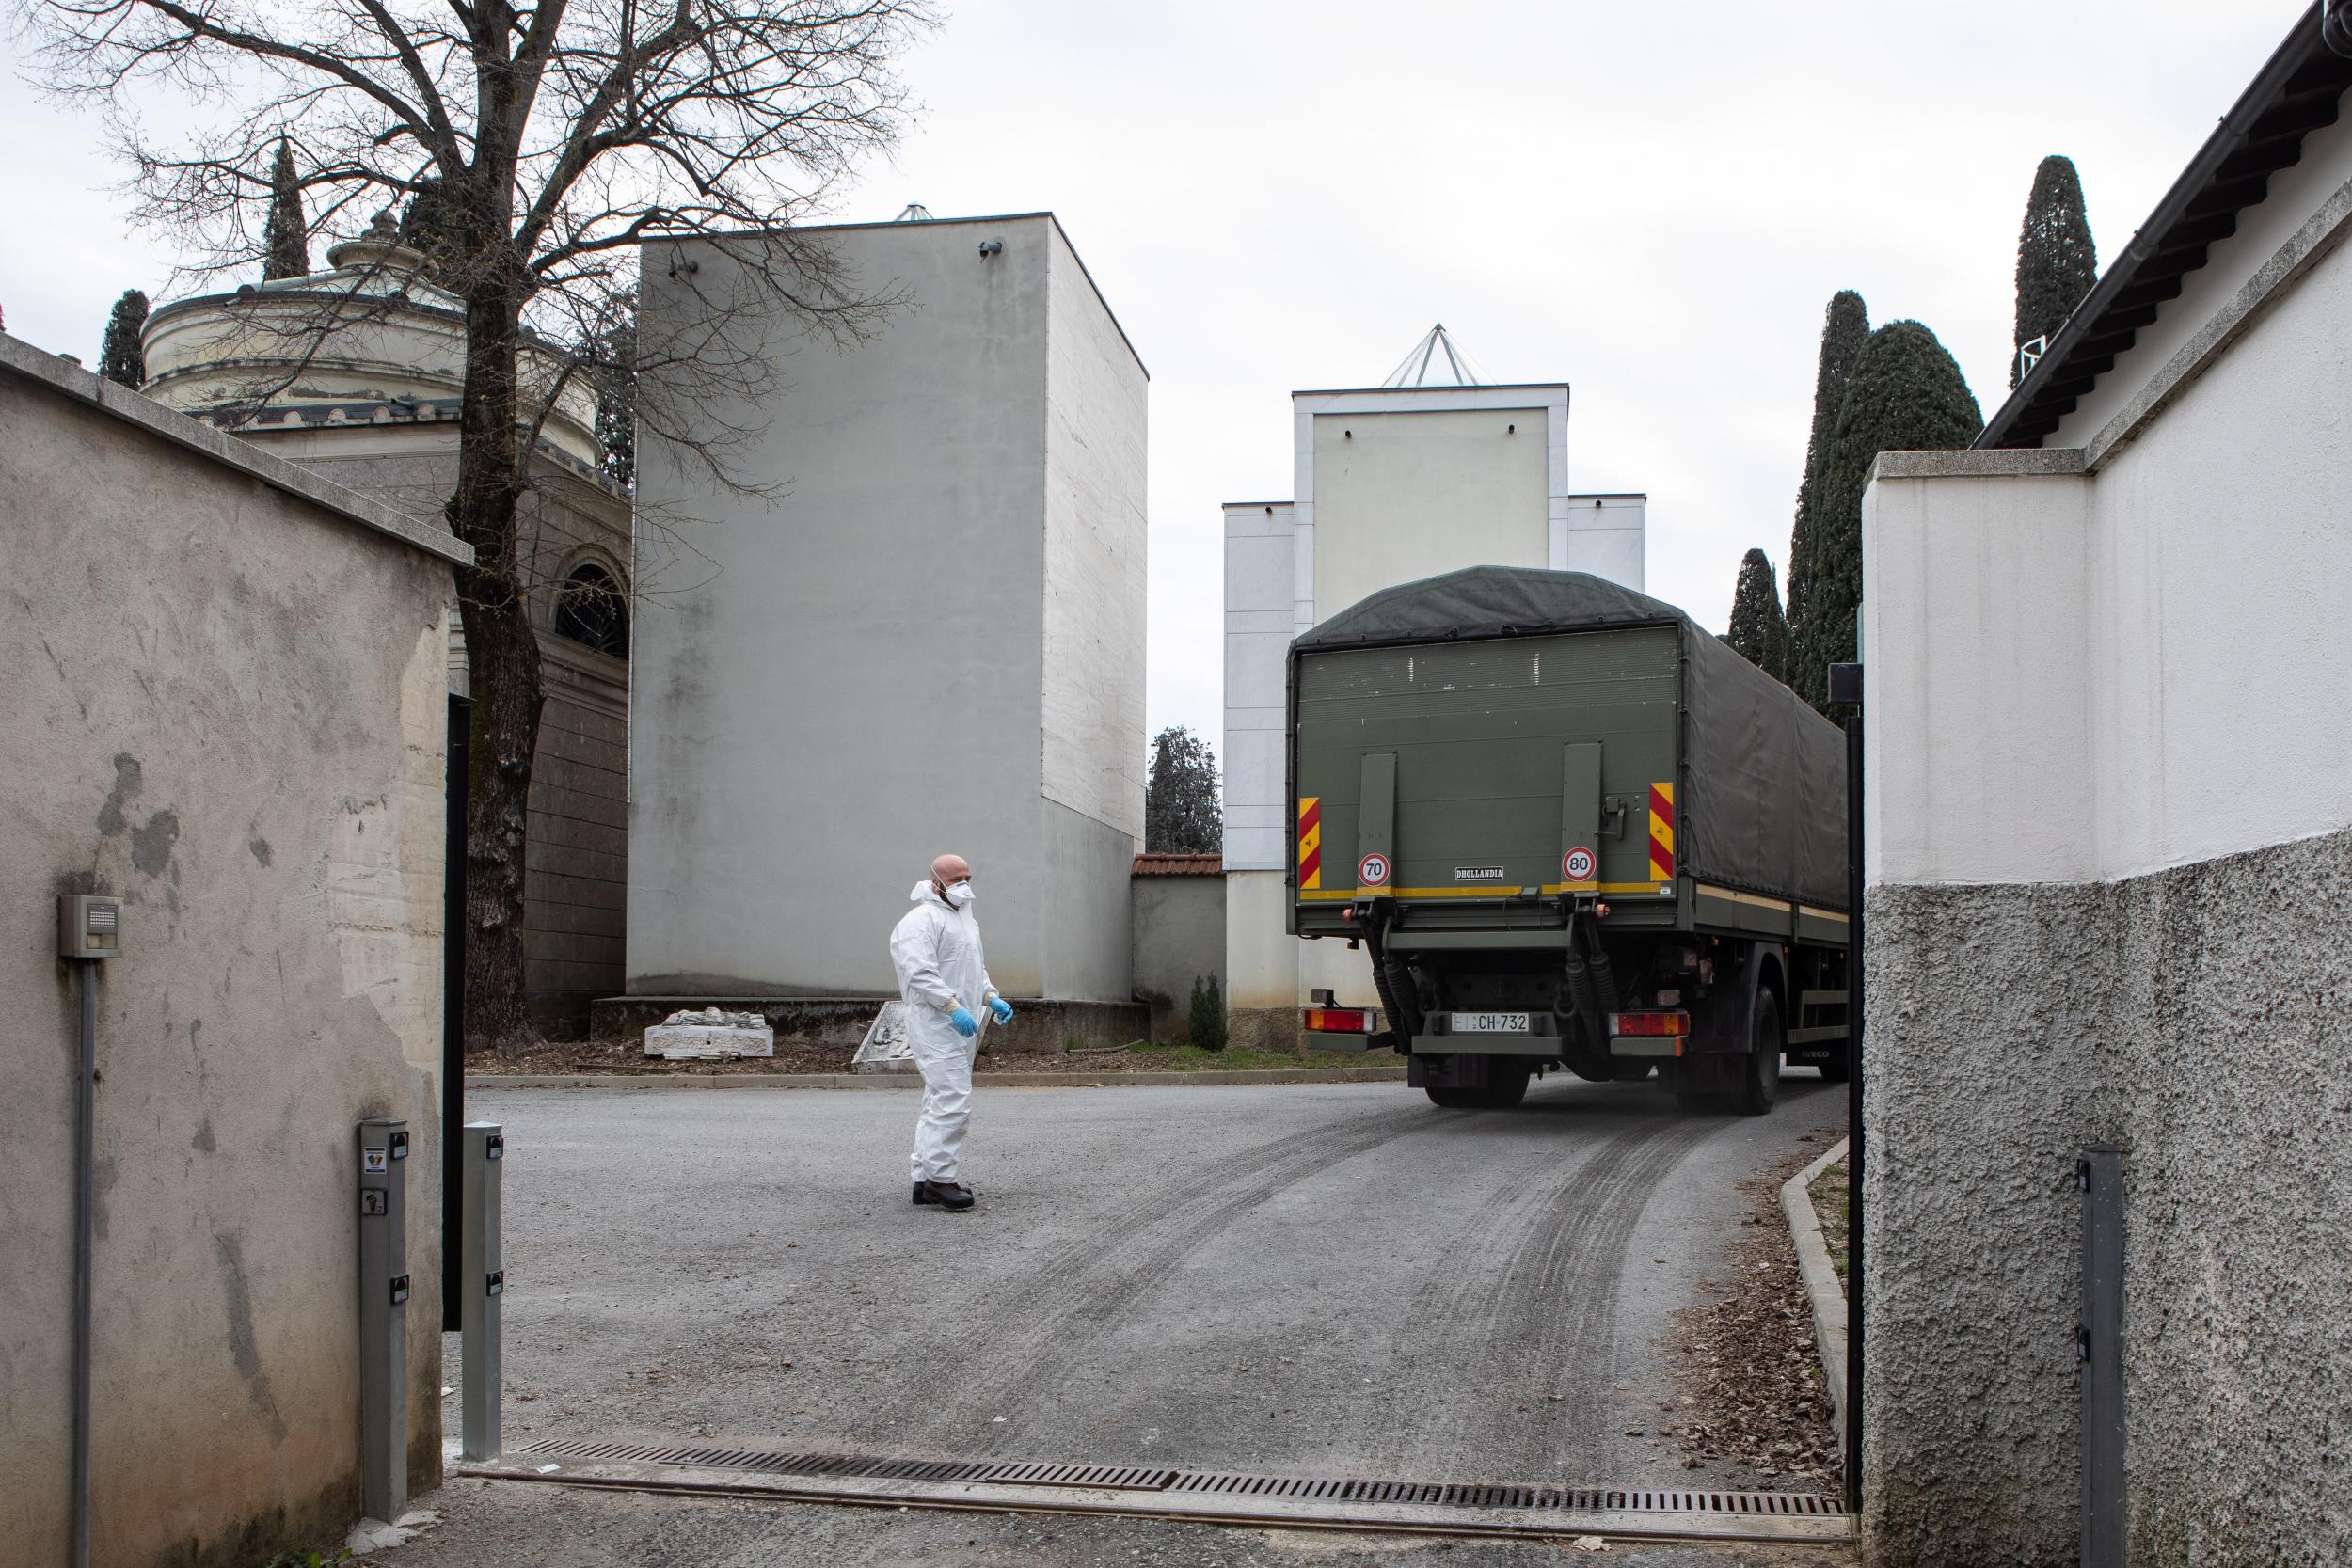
[
  {"x1": 1563, "y1": 847, "x2": 1597, "y2": 881},
  {"x1": 1358, "y1": 852, "x2": 1391, "y2": 887}
]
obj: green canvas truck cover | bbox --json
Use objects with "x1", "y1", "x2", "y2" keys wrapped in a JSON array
[{"x1": 1295, "y1": 566, "x2": 1849, "y2": 910}]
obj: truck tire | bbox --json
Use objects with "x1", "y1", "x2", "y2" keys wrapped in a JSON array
[
  {"x1": 1736, "y1": 990, "x2": 1783, "y2": 1116},
  {"x1": 1427, "y1": 1066, "x2": 1531, "y2": 1109},
  {"x1": 1479, "y1": 1065, "x2": 1532, "y2": 1108}
]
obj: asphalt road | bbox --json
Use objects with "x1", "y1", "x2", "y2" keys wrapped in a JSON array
[{"x1": 445, "y1": 1072, "x2": 1842, "y2": 1496}]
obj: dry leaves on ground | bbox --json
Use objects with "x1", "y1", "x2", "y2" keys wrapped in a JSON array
[{"x1": 1665, "y1": 1130, "x2": 1843, "y2": 1489}]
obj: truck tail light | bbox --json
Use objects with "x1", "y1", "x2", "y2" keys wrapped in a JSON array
[
  {"x1": 1608, "y1": 1010, "x2": 1691, "y2": 1037},
  {"x1": 1304, "y1": 1008, "x2": 1374, "y2": 1033}
]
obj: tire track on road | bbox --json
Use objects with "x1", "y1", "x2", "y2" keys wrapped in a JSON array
[
  {"x1": 1378, "y1": 1105, "x2": 1719, "y2": 1479},
  {"x1": 840, "y1": 1101, "x2": 1447, "y2": 1447}
]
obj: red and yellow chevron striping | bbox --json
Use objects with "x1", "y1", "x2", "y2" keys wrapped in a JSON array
[
  {"x1": 1297, "y1": 797, "x2": 1322, "y2": 890},
  {"x1": 1648, "y1": 782, "x2": 1676, "y2": 882}
]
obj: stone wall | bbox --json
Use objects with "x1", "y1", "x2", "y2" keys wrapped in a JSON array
[
  {"x1": 1863, "y1": 829, "x2": 2352, "y2": 1565},
  {"x1": 0, "y1": 339, "x2": 461, "y2": 1565},
  {"x1": 525, "y1": 632, "x2": 628, "y2": 1034}
]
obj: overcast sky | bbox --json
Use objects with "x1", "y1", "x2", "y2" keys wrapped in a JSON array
[{"x1": 0, "y1": 2, "x2": 2305, "y2": 757}]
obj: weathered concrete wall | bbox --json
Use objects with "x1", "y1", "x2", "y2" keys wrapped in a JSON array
[
  {"x1": 1864, "y1": 833, "x2": 2352, "y2": 1565},
  {"x1": 244, "y1": 432, "x2": 631, "y2": 1034},
  {"x1": 1131, "y1": 874, "x2": 1226, "y2": 1043},
  {"x1": 0, "y1": 341, "x2": 457, "y2": 1565},
  {"x1": 632, "y1": 214, "x2": 1144, "y2": 1005},
  {"x1": 1861, "y1": 135, "x2": 2352, "y2": 1566}
]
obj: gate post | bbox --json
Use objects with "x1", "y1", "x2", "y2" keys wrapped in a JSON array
[
  {"x1": 1829, "y1": 661, "x2": 1865, "y2": 1515},
  {"x1": 2078, "y1": 1146, "x2": 2124, "y2": 1568},
  {"x1": 358, "y1": 1117, "x2": 410, "y2": 1520},
  {"x1": 461, "y1": 1121, "x2": 504, "y2": 1460}
]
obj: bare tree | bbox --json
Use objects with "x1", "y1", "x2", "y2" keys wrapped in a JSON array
[{"x1": 27, "y1": 0, "x2": 934, "y2": 1049}]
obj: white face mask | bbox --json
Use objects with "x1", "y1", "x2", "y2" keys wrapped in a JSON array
[{"x1": 945, "y1": 881, "x2": 976, "y2": 909}]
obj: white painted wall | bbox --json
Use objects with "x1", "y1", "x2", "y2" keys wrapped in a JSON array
[
  {"x1": 1862, "y1": 462, "x2": 2092, "y2": 887},
  {"x1": 1223, "y1": 869, "x2": 1296, "y2": 1013},
  {"x1": 2051, "y1": 85, "x2": 2352, "y2": 451},
  {"x1": 1042, "y1": 223, "x2": 1149, "y2": 843},
  {"x1": 1309, "y1": 407, "x2": 1549, "y2": 617},
  {"x1": 631, "y1": 214, "x2": 1146, "y2": 999},
  {"x1": 1867, "y1": 189, "x2": 2352, "y2": 888},
  {"x1": 1222, "y1": 501, "x2": 1296, "y2": 874},
  {"x1": 1560, "y1": 493, "x2": 1647, "y2": 591},
  {"x1": 2081, "y1": 223, "x2": 2352, "y2": 878}
]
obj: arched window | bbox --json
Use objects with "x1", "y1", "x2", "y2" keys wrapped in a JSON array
[{"x1": 553, "y1": 562, "x2": 628, "y2": 657}]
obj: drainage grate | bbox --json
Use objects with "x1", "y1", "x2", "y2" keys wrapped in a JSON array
[{"x1": 512, "y1": 1439, "x2": 1840, "y2": 1517}]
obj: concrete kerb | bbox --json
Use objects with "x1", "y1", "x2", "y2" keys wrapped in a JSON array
[
  {"x1": 467, "y1": 1067, "x2": 1411, "y2": 1091},
  {"x1": 1781, "y1": 1136, "x2": 1850, "y2": 1447}
]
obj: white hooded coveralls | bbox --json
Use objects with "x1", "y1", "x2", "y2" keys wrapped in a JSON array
[{"x1": 888, "y1": 881, "x2": 1000, "y2": 1184}]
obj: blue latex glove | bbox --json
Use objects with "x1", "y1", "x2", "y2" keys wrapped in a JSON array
[
  {"x1": 988, "y1": 996, "x2": 1014, "y2": 1025},
  {"x1": 948, "y1": 1006, "x2": 978, "y2": 1038}
]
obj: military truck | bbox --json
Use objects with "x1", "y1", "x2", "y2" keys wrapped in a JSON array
[{"x1": 1287, "y1": 566, "x2": 1849, "y2": 1113}]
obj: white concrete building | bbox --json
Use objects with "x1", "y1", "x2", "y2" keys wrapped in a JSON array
[
  {"x1": 1858, "y1": 16, "x2": 2352, "y2": 1563},
  {"x1": 629, "y1": 213, "x2": 1148, "y2": 1024},
  {"x1": 1222, "y1": 328, "x2": 1646, "y2": 1045}
]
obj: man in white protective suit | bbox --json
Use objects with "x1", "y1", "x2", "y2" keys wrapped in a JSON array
[{"x1": 888, "y1": 853, "x2": 1014, "y2": 1212}]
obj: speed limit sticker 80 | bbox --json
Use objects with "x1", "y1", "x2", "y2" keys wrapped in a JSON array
[{"x1": 1562, "y1": 847, "x2": 1597, "y2": 881}]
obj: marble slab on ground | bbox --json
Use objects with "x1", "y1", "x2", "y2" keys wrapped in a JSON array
[
  {"x1": 645, "y1": 1007, "x2": 774, "y2": 1059},
  {"x1": 852, "y1": 1002, "x2": 917, "y2": 1074}
]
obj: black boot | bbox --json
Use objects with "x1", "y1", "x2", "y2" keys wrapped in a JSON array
[{"x1": 912, "y1": 1180, "x2": 976, "y2": 1212}]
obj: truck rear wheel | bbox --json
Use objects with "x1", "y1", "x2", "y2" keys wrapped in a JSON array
[
  {"x1": 1423, "y1": 1064, "x2": 1531, "y2": 1109},
  {"x1": 1480, "y1": 1065, "x2": 1531, "y2": 1108},
  {"x1": 1736, "y1": 990, "x2": 1783, "y2": 1116}
]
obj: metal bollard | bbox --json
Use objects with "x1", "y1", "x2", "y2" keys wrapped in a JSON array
[
  {"x1": 358, "y1": 1118, "x2": 410, "y2": 1521},
  {"x1": 461, "y1": 1122, "x2": 505, "y2": 1460},
  {"x1": 2077, "y1": 1146, "x2": 2123, "y2": 1568}
]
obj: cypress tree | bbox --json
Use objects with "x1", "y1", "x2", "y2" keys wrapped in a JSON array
[
  {"x1": 1145, "y1": 726, "x2": 1223, "y2": 854},
  {"x1": 262, "y1": 140, "x2": 310, "y2": 280},
  {"x1": 1790, "y1": 320, "x2": 1983, "y2": 709},
  {"x1": 1188, "y1": 974, "x2": 1227, "y2": 1052},
  {"x1": 1724, "y1": 548, "x2": 1789, "y2": 682},
  {"x1": 98, "y1": 290, "x2": 149, "y2": 388},
  {"x1": 1784, "y1": 291, "x2": 1868, "y2": 660},
  {"x1": 2012, "y1": 155, "x2": 2097, "y2": 388}
]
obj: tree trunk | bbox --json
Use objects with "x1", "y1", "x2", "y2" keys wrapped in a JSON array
[
  {"x1": 449, "y1": 254, "x2": 543, "y2": 1054},
  {"x1": 458, "y1": 588, "x2": 542, "y2": 1053}
]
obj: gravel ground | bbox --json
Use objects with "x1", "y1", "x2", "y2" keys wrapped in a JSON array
[{"x1": 375, "y1": 1475, "x2": 1857, "y2": 1567}]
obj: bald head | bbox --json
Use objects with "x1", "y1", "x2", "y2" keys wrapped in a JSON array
[{"x1": 929, "y1": 853, "x2": 973, "y2": 902}]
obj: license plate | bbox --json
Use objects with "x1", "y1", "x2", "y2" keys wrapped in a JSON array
[{"x1": 1450, "y1": 1012, "x2": 1530, "y2": 1035}]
